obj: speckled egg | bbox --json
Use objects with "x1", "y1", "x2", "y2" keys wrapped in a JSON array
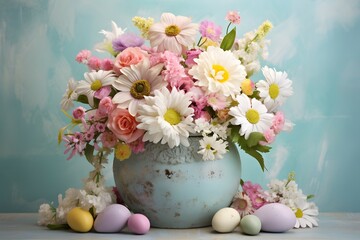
[
  {"x1": 239, "y1": 215, "x2": 261, "y2": 235},
  {"x1": 94, "y1": 204, "x2": 131, "y2": 233},
  {"x1": 66, "y1": 207, "x2": 94, "y2": 233},
  {"x1": 212, "y1": 207, "x2": 240, "y2": 233},
  {"x1": 127, "y1": 214, "x2": 151, "y2": 235},
  {"x1": 254, "y1": 203, "x2": 296, "y2": 232}
]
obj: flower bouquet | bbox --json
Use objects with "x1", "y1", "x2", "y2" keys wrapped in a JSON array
[{"x1": 39, "y1": 11, "x2": 301, "y2": 231}]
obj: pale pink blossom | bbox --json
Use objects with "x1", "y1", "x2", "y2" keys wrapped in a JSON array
[
  {"x1": 75, "y1": 50, "x2": 91, "y2": 64},
  {"x1": 261, "y1": 128, "x2": 276, "y2": 145},
  {"x1": 107, "y1": 108, "x2": 144, "y2": 143},
  {"x1": 199, "y1": 20, "x2": 222, "y2": 42},
  {"x1": 88, "y1": 56, "x2": 101, "y2": 70},
  {"x1": 185, "y1": 49, "x2": 202, "y2": 67},
  {"x1": 226, "y1": 11, "x2": 241, "y2": 24},
  {"x1": 72, "y1": 106, "x2": 86, "y2": 120},
  {"x1": 101, "y1": 131, "x2": 118, "y2": 148},
  {"x1": 95, "y1": 123, "x2": 106, "y2": 133},
  {"x1": 113, "y1": 47, "x2": 148, "y2": 74},
  {"x1": 97, "y1": 97, "x2": 114, "y2": 117},
  {"x1": 84, "y1": 128, "x2": 95, "y2": 141},
  {"x1": 100, "y1": 58, "x2": 114, "y2": 71},
  {"x1": 94, "y1": 86, "x2": 111, "y2": 100},
  {"x1": 272, "y1": 111, "x2": 285, "y2": 134},
  {"x1": 242, "y1": 181, "x2": 267, "y2": 209},
  {"x1": 207, "y1": 93, "x2": 227, "y2": 111}
]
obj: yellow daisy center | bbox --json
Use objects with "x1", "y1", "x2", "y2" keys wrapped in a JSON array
[
  {"x1": 212, "y1": 64, "x2": 229, "y2": 83},
  {"x1": 246, "y1": 109, "x2": 260, "y2": 124},
  {"x1": 269, "y1": 83, "x2": 280, "y2": 99},
  {"x1": 164, "y1": 108, "x2": 181, "y2": 125},
  {"x1": 91, "y1": 79, "x2": 102, "y2": 91},
  {"x1": 165, "y1": 25, "x2": 181, "y2": 36},
  {"x1": 295, "y1": 208, "x2": 303, "y2": 218},
  {"x1": 130, "y1": 80, "x2": 151, "y2": 99},
  {"x1": 206, "y1": 144, "x2": 212, "y2": 150}
]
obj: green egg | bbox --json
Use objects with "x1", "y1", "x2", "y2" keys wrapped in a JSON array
[{"x1": 240, "y1": 215, "x2": 261, "y2": 236}]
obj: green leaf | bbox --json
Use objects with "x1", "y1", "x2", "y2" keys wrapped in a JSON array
[
  {"x1": 307, "y1": 194, "x2": 315, "y2": 200},
  {"x1": 47, "y1": 224, "x2": 70, "y2": 230},
  {"x1": 256, "y1": 144, "x2": 271, "y2": 153},
  {"x1": 84, "y1": 143, "x2": 95, "y2": 164},
  {"x1": 58, "y1": 127, "x2": 66, "y2": 145},
  {"x1": 77, "y1": 95, "x2": 89, "y2": 104},
  {"x1": 247, "y1": 132, "x2": 265, "y2": 148},
  {"x1": 220, "y1": 27, "x2": 236, "y2": 51}
]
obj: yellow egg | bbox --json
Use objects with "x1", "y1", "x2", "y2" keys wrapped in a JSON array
[{"x1": 66, "y1": 207, "x2": 94, "y2": 233}]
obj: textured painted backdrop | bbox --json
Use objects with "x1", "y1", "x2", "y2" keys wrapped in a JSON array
[{"x1": 1, "y1": 0, "x2": 359, "y2": 213}]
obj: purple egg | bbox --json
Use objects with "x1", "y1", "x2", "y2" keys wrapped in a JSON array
[
  {"x1": 127, "y1": 214, "x2": 151, "y2": 235},
  {"x1": 94, "y1": 204, "x2": 131, "y2": 232},
  {"x1": 253, "y1": 203, "x2": 296, "y2": 233}
]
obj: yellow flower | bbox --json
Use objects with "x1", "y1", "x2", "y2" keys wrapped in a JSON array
[
  {"x1": 115, "y1": 143, "x2": 131, "y2": 161},
  {"x1": 241, "y1": 78, "x2": 255, "y2": 96},
  {"x1": 200, "y1": 37, "x2": 220, "y2": 49},
  {"x1": 132, "y1": 16, "x2": 154, "y2": 39},
  {"x1": 256, "y1": 20, "x2": 273, "y2": 40}
]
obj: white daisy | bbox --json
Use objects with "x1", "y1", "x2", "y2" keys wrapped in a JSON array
[
  {"x1": 189, "y1": 46, "x2": 246, "y2": 98},
  {"x1": 148, "y1": 12, "x2": 198, "y2": 55},
  {"x1": 112, "y1": 58, "x2": 166, "y2": 116},
  {"x1": 256, "y1": 66, "x2": 293, "y2": 112},
  {"x1": 294, "y1": 200, "x2": 319, "y2": 228},
  {"x1": 95, "y1": 21, "x2": 126, "y2": 55},
  {"x1": 229, "y1": 94, "x2": 274, "y2": 139},
  {"x1": 136, "y1": 87, "x2": 195, "y2": 148},
  {"x1": 76, "y1": 70, "x2": 116, "y2": 107},
  {"x1": 60, "y1": 78, "x2": 78, "y2": 111},
  {"x1": 198, "y1": 134, "x2": 228, "y2": 161}
]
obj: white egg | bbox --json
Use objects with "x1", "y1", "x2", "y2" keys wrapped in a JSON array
[{"x1": 211, "y1": 207, "x2": 240, "y2": 233}]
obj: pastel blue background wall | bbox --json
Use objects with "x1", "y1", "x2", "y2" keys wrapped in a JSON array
[{"x1": 1, "y1": 0, "x2": 359, "y2": 212}]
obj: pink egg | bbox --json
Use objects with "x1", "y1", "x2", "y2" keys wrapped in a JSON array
[
  {"x1": 253, "y1": 203, "x2": 296, "y2": 233},
  {"x1": 127, "y1": 214, "x2": 151, "y2": 235}
]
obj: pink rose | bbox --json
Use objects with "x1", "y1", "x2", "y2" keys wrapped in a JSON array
[
  {"x1": 97, "y1": 97, "x2": 114, "y2": 117},
  {"x1": 72, "y1": 106, "x2": 86, "y2": 120},
  {"x1": 107, "y1": 108, "x2": 144, "y2": 143},
  {"x1": 113, "y1": 47, "x2": 148, "y2": 74}
]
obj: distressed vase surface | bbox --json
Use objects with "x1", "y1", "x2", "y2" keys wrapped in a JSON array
[{"x1": 113, "y1": 136, "x2": 241, "y2": 228}]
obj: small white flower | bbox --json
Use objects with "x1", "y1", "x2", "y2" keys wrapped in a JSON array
[
  {"x1": 60, "y1": 78, "x2": 78, "y2": 111},
  {"x1": 294, "y1": 200, "x2": 319, "y2": 228},
  {"x1": 38, "y1": 204, "x2": 55, "y2": 226},
  {"x1": 229, "y1": 94, "x2": 274, "y2": 139},
  {"x1": 137, "y1": 87, "x2": 195, "y2": 148},
  {"x1": 198, "y1": 134, "x2": 228, "y2": 161},
  {"x1": 256, "y1": 66, "x2": 293, "y2": 112},
  {"x1": 76, "y1": 70, "x2": 116, "y2": 107}
]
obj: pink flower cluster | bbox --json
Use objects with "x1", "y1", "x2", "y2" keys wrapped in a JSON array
[{"x1": 261, "y1": 111, "x2": 287, "y2": 145}]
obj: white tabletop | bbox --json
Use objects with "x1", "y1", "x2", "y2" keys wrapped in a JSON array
[{"x1": 0, "y1": 212, "x2": 359, "y2": 240}]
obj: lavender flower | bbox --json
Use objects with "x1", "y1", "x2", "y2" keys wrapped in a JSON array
[{"x1": 112, "y1": 32, "x2": 144, "y2": 52}]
